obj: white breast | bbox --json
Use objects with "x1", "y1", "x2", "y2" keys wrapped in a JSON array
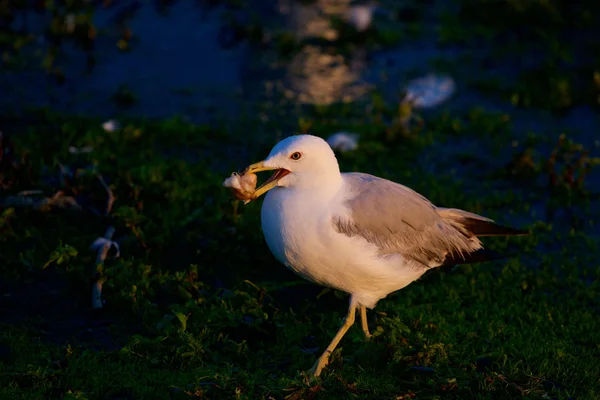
[{"x1": 260, "y1": 186, "x2": 426, "y2": 308}]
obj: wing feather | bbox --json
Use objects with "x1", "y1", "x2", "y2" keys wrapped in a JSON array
[{"x1": 332, "y1": 173, "x2": 484, "y2": 268}]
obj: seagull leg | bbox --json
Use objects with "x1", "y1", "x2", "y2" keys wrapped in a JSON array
[
  {"x1": 308, "y1": 303, "x2": 357, "y2": 377},
  {"x1": 360, "y1": 306, "x2": 372, "y2": 341}
]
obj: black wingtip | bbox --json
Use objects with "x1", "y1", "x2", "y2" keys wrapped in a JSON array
[
  {"x1": 442, "y1": 248, "x2": 507, "y2": 267},
  {"x1": 459, "y1": 219, "x2": 528, "y2": 237}
]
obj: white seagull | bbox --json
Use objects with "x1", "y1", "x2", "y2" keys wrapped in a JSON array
[{"x1": 239, "y1": 134, "x2": 526, "y2": 377}]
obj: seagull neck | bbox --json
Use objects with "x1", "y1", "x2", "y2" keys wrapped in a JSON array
[{"x1": 297, "y1": 170, "x2": 343, "y2": 199}]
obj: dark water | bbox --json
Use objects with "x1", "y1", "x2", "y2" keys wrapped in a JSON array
[
  {"x1": 2, "y1": 1, "x2": 598, "y2": 140},
  {"x1": 2, "y1": 1, "x2": 249, "y2": 120}
]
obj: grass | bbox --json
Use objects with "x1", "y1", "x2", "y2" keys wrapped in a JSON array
[
  {"x1": 1, "y1": 102, "x2": 598, "y2": 400},
  {"x1": 1, "y1": 0, "x2": 600, "y2": 399}
]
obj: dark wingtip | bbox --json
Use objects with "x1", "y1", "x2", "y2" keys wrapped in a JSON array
[
  {"x1": 460, "y1": 219, "x2": 529, "y2": 237},
  {"x1": 443, "y1": 248, "x2": 507, "y2": 267}
]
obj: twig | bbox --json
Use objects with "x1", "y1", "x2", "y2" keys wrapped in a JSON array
[
  {"x1": 547, "y1": 137, "x2": 560, "y2": 188},
  {"x1": 57, "y1": 161, "x2": 73, "y2": 186},
  {"x1": 90, "y1": 172, "x2": 119, "y2": 308},
  {"x1": 130, "y1": 225, "x2": 148, "y2": 249},
  {"x1": 0, "y1": 190, "x2": 80, "y2": 210},
  {"x1": 91, "y1": 226, "x2": 116, "y2": 309},
  {"x1": 97, "y1": 173, "x2": 115, "y2": 216},
  {"x1": 575, "y1": 151, "x2": 589, "y2": 188}
]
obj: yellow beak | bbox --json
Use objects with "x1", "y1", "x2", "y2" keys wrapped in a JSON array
[{"x1": 242, "y1": 161, "x2": 290, "y2": 204}]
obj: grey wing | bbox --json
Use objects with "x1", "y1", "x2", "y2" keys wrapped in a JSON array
[{"x1": 332, "y1": 173, "x2": 483, "y2": 268}]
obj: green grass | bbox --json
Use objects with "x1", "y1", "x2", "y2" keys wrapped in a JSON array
[
  {"x1": 1, "y1": 100, "x2": 598, "y2": 400},
  {"x1": 1, "y1": 0, "x2": 600, "y2": 399}
]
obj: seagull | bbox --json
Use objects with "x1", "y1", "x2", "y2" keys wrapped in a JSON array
[{"x1": 240, "y1": 134, "x2": 526, "y2": 377}]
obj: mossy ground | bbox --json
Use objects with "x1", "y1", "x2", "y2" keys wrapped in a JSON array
[{"x1": 1, "y1": 1, "x2": 600, "y2": 399}]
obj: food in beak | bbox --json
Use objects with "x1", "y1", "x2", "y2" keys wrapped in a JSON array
[
  {"x1": 223, "y1": 168, "x2": 291, "y2": 203},
  {"x1": 222, "y1": 172, "x2": 257, "y2": 201}
]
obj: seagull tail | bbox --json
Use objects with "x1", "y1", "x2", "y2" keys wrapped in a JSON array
[{"x1": 438, "y1": 208, "x2": 528, "y2": 237}]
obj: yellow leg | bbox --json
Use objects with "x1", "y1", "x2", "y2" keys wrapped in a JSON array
[
  {"x1": 360, "y1": 306, "x2": 372, "y2": 340},
  {"x1": 307, "y1": 303, "x2": 357, "y2": 377}
]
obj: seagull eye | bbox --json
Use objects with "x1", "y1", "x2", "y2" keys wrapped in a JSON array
[{"x1": 290, "y1": 152, "x2": 302, "y2": 160}]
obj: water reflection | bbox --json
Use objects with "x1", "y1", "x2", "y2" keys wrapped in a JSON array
[
  {"x1": 0, "y1": 1, "x2": 247, "y2": 121},
  {"x1": 277, "y1": 0, "x2": 372, "y2": 105}
]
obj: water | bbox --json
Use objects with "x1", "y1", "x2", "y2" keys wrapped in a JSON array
[
  {"x1": 2, "y1": 1, "x2": 249, "y2": 121},
  {"x1": 2, "y1": 0, "x2": 598, "y2": 147}
]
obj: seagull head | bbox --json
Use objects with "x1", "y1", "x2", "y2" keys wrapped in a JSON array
[{"x1": 242, "y1": 134, "x2": 342, "y2": 203}]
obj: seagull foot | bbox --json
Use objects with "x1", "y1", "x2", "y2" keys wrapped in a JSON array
[{"x1": 307, "y1": 355, "x2": 329, "y2": 377}]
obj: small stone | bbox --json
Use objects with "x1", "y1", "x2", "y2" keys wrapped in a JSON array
[
  {"x1": 326, "y1": 132, "x2": 359, "y2": 152},
  {"x1": 102, "y1": 119, "x2": 120, "y2": 132}
]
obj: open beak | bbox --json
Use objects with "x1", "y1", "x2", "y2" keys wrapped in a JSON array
[{"x1": 242, "y1": 161, "x2": 290, "y2": 204}]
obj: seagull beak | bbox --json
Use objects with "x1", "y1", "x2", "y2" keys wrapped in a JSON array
[{"x1": 242, "y1": 161, "x2": 291, "y2": 204}]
